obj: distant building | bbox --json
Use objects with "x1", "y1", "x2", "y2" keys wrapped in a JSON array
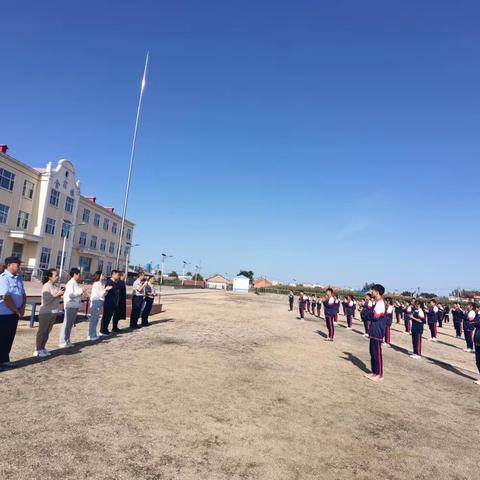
[
  {"x1": 254, "y1": 277, "x2": 273, "y2": 289},
  {"x1": 233, "y1": 275, "x2": 250, "y2": 293},
  {"x1": 206, "y1": 274, "x2": 228, "y2": 290}
]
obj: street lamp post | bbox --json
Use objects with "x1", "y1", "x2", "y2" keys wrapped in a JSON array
[
  {"x1": 194, "y1": 265, "x2": 199, "y2": 288},
  {"x1": 182, "y1": 260, "x2": 190, "y2": 286},
  {"x1": 59, "y1": 221, "x2": 86, "y2": 282},
  {"x1": 160, "y1": 253, "x2": 173, "y2": 289},
  {"x1": 125, "y1": 243, "x2": 140, "y2": 274}
]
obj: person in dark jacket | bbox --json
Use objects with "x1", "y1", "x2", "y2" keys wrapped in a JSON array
[
  {"x1": 288, "y1": 290, "x2": 294, "y2": 311},
  {"x1": 366, "y1": 284, "x2": 386, "y2": 382},
  {"x1": 113, "y1": 271, "x2": 127, "y2": 331},
  {"x1": 409, "y1": 300, "x2": 426, "y2": 359},
  {"x1": 100, "y1": 270, "x2": 120, "y2": 335},
  {"x1": 322, "y1": 288, "x2": 336, "y2": 341},
  {"x1": 473, "y1": 305, "x2": 480, "y2": 385}
]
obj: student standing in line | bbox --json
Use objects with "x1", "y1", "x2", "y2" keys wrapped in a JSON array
[
  {"x1": 394, "y1": 301, "x2": 403, "y2": 324},
  {"x1": 130, "y1": 271, "x2": 147, "y2": 329},
  {"x1": 113, "y1": 271, "x2": 127, "y2": 332},
  {"x1": 140, "y1": 276, "x2": 157, "y2": 327},
  {"x1": 311, "y1": 295, "x2": 317, "y2": 317},
  {"x1": 473, "y1": 305, "x2": 480, "y2": 385},
  {"x1": 403, "y1": 301, "x2": 413, "y2": 335},
  {"x1": 427, "y1": 299, "x2": 439, "y2": 342},
  {"x1": 366, "y1": 284, "x2": 386, "y2": 382},
  {"x1": 88, "y1": 271, "x2": 112, "y2": 340},
  {"x1": 100, "y1": 270, "x2": 121, "y2": 335},
  {"x1": 334, "y1": 297, "x2": 340, "y2": 323},
  {"x1": 306, "y1": 295, "x2": 311, "y2": 315},
  {"x1": 316, "y1": 297, "x2": 321, "y2": 317},
  {"x1": 452, "y1": 303, "x2": 464, "y2": 339},
  {"x1": 288, "y1": 290, "x2": 294, "y2": 311},
  {"x1": 59, "y1": 268, "x2": 84, "y2": 348},
  {"x1": 360, "y1": 294, "x2": 373, "y2": 337},
  {"x1": 384, "y1": 299, "x2": 394, "y2": 345},
  {"x1": 437, "y1": 303, "x2": 444, "y2": 328},
  {"x1": 344, "y1": 295, "x2": 355, "y2": 329},
  {"x1": 0, "y1": 257, "x2": 26, "y2": 368},
  {"x1": 409, "y1": 300, "x2": 426, "y2": 359},
  {"x1": 35, "y1": 268, "x2": 64, "y2": 357},
  {"x1": 463, "y1": 303, "x2": 476, "y2": 353},
  {"x1": 443, "y1": 304, "x2": 450, "y2": 324},
  {"x1": 322, "y1": 288, "x2": 336, "y2": 341}
]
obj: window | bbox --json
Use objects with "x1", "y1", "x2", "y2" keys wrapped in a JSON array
[
  {"x1": 11, "y1": 243, "x2": 23, "y2": 260},
  {"x1": 79, "y1": 231, "x2": 87, "y2": 247},
  {"x1": 100, "y1": 239, "x2": 106, "y2": 252},
  {"x1": 56, "y1": 250, "x2": 65, "y2": 269},
  {"x1": 90, "y1": 235, "x2": 97, "y2": 249},
  {"x1": 0, "y1": 168, "x2": 15, "y2": 191},
  {"x1": 82, "y1": 208, "x2": 90, "y2": 223},
  {"x1": 103, "y1": 218, "x2": 109, "y2": 231},
  {"x1": 0, "y1": 203, "x2": 9, "y2": 224},
  {"x1": 109, "y1": 241, "x2": 115, "y2": 254},
  {"x1": 0, "y1": 239, "x2": 3, "y2": 260},
  {"x1": 45, "y1": 218, "x2": 56, "y2": 235},
  {"x1": 126, "y1": 228, "x2": 132, "y2": 240},
  {"x1": 97, "y1": 259, "x2": 104, "y2": 272},
  {"x1": 112, "y1": 222, "x2": 117, "y2": 234},
  {"x1": 124, "y1": 245, "x2": 130, "y2": 258},
  {"x1": 93, "y1": 213, "x2": 100, "y2": 227},
  {"x1": 106, "y1": 262, "x2": 112, "y2": 275},
  {"x1": 61, "y1": 220, "x2": 71, "y2": 238},
  {"x1": 65, "y1": 196, "x2": 74, "y2": 213},
  {"x1": 39, "y1": 247, "x2": 51, "y2": 269},
  {"x1": 79, "y1": 256, "x2": 92, "y2": 273},
  {"x1": 16, "y1": 211, "x2": 29, "y2": 230},
  {"x1": 22, "y1": 180, "x2": 34, "y2": 199},
  {"x1": 50, "y1": 189, "x2": 60, "y2": 207}
]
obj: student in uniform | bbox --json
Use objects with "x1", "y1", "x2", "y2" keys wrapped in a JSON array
[
  {"x1": 394, "y1": 301, "x2": 403, "y2": 324},
  {"x1": 288, "y1": 290, "x2": 294, "y2": 311},
  {"x1": 360, "y1": 294, "x2": 373, "y2": 337},
  {"x1": 409, "y1": 300, "x2": 426, "y2": 359},
  {"x1": 384, "y1": 299, "x2": 394, "y2": 345},
  {"x1": 452, "y1": 303, "x2": 464, "y2": 338},
  {"x1": 334, "y1": 297, "x2": 340, "y2": 323},
  {"x1": 322, "y1": 288, "x2": 336, "y2": 341},
  {"x1": 316, "y1": 298, "x2": 322, "y2": 317},
  {"x1": 344, "y1": 295, "x2": 355, "y2": 329},
  {"x1": 305, "y1": 295, "x2": 311, "y2": 315},
  {"x1": 366, "y1": 284, "x2": 386, "y2": 382},
  {"x1": 437, "y1": 303, "x2": 444, "y2": 328},
  {"x1": 298, "y1": 291, "x2": 305, "y2": 321},
  {"x1": 443, "y1": 304, "x2": 450, "y2": 324},
  {"x1": 463, "y1": 303, "x2": 476, "y2": 353},
  {"x1": 403, "y1": 301, "x2": 413, "y2": 335},
  {"x1": 473, "y1": 305, "x2": 480, "y2": 385},
  {"x1": 311, "y1": 295, "x2": 317, "y2": 317},
  {"x1": 427, "y1": 299, "x2": 439, "y2": 342}
]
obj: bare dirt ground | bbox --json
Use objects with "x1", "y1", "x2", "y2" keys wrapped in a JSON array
[{"x1": 1, "y1": 290, "x2": 479, "y2": 480}]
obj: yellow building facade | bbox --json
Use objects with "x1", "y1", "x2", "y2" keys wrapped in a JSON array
[{"x1": 0, "y1": 145, "x2": 134, "y2": 276}]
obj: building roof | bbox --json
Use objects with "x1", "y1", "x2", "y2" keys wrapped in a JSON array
[{"x1": 207, "y1": 274, "x2": 227, "y2": 283}]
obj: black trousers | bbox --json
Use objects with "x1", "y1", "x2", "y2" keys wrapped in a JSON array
[
  {"x1": 141, "y1": 298, "x2": 154, "y2": 325},
  {"x1": 130, "y1": 296, "x2": 144, "y2": 328},
  {"x1": 0, "y1": 314, "x2": 19, "y2": 363},
  {"x1": 475, "y1": 344, "x2": 480, "y2": 374},
  {"x1": 100, "y1": 303, "x2": 116, "y2": 334}
]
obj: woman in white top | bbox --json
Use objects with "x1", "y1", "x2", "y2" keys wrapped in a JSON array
[
  {"x1": 88, "y1": 270, "x2": 112, "y2": 340},
  {"x1": 59, "y1": 268, "x2": 85, "y2": 348}
]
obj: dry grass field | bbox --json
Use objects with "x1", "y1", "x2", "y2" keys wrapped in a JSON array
[{"x1": 1, "y1": 289, "x2": 478, "y2": 480}]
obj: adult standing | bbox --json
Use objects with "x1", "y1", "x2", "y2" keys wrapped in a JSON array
[
  {"x1": 88, "y1": 271, "x2": 112, "y2": 340},
  {"x1": 59, "y1": 268, "x2": 84, "y2": 348},
  {"x1": 288, "y1": 290, "x2": 294, "y2": 311},
  {"x1": 0, "y1": 257, "x2": 26, "y2": 368},
  {"x1": 100, "y1": 270, "x2": 120, "y2": 335},
  {"x1": 140, "y1": 276, "x2": 157, "y2": 327},
  {"x1": 35, "y1": 268, "x2": 64, "y2": 357},
  {"x1": 113, "y1": 270, "x2": 127, "y2": 332},
  {"x1": 129, "y1": 271, "x2": 147, "y2": 329}
]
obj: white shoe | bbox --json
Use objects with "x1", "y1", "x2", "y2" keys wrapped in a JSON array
[
  {"x1": 403, "y1": 331, "x2": 409, "y2": 335},
  {"x1": 363, "y1": 333, "x2": 369, "y2": 337},
  {"x1": 474, "y1": 379, "x2": 480, "y2": 385},
  {"x1": 410, "y1": 354, "x2": 420, "y2": 359},
  {"x1": 463, "y1": 348, "x2": 472, "y2": 352},
  {"x1": 346, "y1": 327, "x2": 351, "y2": 330},
  {"x1": 87, "y1": 336, "x2": 99, "y2": 341},
  {"x1": 59, "y1": 343, "x2": 68, "y2": 348},
  {"x1": 43, "y1": 349, "x2": 52, "y2": 356},
  {"x1": 34, "y1": 350, "x2": 49, "y2": 358},
  {"x1": 432, "y1": 338, "x2": 437, "y2": 342}
]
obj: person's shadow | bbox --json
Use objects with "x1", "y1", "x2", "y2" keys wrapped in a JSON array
[
  {"x1": 341, "y1": 351, "x2": 370, "y2": 374},
  {"x1": 315, "y1": 330, "x2": 328, "y2": 338}
]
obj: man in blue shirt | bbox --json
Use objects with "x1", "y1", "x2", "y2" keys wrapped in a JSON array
[{"x1": 0, "y1": 256, "x2": 26, "y2": 367}]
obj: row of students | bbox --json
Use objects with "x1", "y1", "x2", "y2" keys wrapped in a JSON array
[{"x1": 288, "y1": 287, "x2": 480, "y2": 385}]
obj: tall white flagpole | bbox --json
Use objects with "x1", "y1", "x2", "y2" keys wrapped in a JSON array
[{"x1": 116, "y1": 51, "x2": 149, "y2": 270}]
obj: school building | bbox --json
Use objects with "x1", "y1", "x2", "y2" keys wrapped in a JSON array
[{"x1": 0, "y1": 144, "x2": 134, "y2": 276}]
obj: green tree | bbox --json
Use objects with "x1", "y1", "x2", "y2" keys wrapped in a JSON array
[
  {"x1": 192, "y1": 273, "x2": 204, "y2": 281},
  {"x1": 238, "y1": 270, "x2": 254, "y2": 282},
  {"x1": 362, "y1": 282, "x2": 376, "y2": 291},
  {"x1": 420, "y1": 292, "x2": 436, "y2": 299},
  {"x1": 170, "y1": 271, "x2": 179, "y2": 279},
  {"x1": 401, "y1": 291, "x2": 413, "y2": 297},
  {"x1": 186, "y1": 271, "x2": 192, "y2": 276}
]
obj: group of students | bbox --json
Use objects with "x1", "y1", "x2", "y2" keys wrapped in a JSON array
[
  {"x1": 0, "y1": 256, "x2": 158, "y2": 366},
  {"x1": 288, "y1": 286, "x2": 480, "y2": 385}
]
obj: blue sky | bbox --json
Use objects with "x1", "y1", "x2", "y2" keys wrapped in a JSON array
[{"x1": 1, "y1": 0, "x2": 479, "y2": 293}]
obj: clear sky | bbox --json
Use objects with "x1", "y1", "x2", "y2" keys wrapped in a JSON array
[{"x1": 1, "y1": 0, "x2": 479, "y2": 294}]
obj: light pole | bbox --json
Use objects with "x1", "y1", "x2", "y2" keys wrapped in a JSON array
[
  {"x1": 194, "y1": 265, "x2": 199, "y2": 288},
  {"x1": 160, "y1": 253, "x2": 173, "y2": 288},
  {"x1": 182, "y1": 260, "x2": 190, "y2": 286},
  {"x1": 59, "y1": 221, "x2": 86, "y2": 281},
  {"x1": 225, "y1": 272, "x2": 228, "y2": 291},
  {"x1": 125, "y1": 243, "x2": 140, "y2": 273}
]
